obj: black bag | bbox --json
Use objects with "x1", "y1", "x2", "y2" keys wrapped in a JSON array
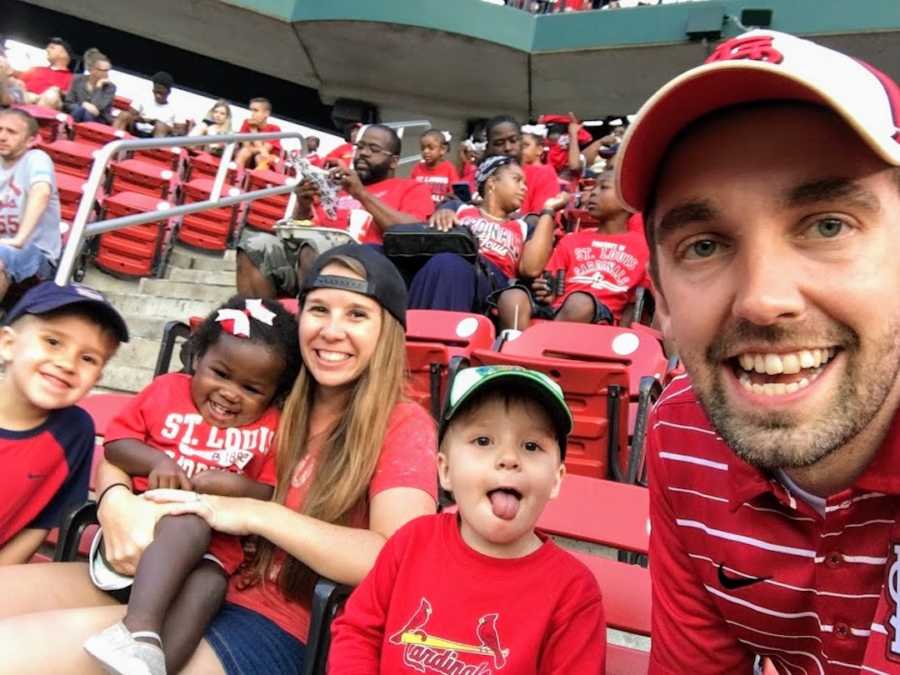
[{"x1": 383, "y1": 223, "x2": 479, "y2": 273}]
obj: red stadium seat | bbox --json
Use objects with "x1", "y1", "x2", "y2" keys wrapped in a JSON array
[
  {"x1": 41, "y1": 139, "x2": 98, "y2": 179},
  {"x1": 607, "y1": 644, "x2": 649, "y2": 674},
  {"x1": 243, "y1": 168, "x2": 291, "y2": 233},
  {"x1": 133, "y1": 145, "x2": 182, "y2": 171},
  {"x1": 55, "y1": 171, "x2": 89, "y2": 223},
  {"x1": 176, "y1": 178, "x2": 241, "y2": 251},
  {"x1": 187, "y1": 152, "x2": 238, "y2": 184},
  {"x1": 95, "y1": 192, "x2": 171, "y2": 278},
  {"x1": 108, "y1": 158, "x2": 177, "y2": 200},
  {"x1": 468, "y1": 347, "x2": 630, "y2": 480},
  {"x1": 405, "y1": 311, "x2": 496, "y2": 419},
  {"x1": 538, "y1": 473, "x2": 649, "y2": 555},
  {"x1": 112, "y1": 95, "x2": 132, "y2": 112},
  {"x1": 17, "y1": 103, "x2": 70, "y2": 143},
  {"x1": 72, "y1": 121, "x2": 130, "y2": 148}
]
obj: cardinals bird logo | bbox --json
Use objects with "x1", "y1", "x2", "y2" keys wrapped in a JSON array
[{"x1": 389, "y1": 598, "x2": 510, "y2": 673}]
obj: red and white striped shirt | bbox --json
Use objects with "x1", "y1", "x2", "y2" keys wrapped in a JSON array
[{"x1": 648, "y1": 373, "x2": 900, "y2": 674}]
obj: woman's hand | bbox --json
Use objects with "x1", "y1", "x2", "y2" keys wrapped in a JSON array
[
  {"x1": 96, "y1": 486, "x2": 166, "y2": 576},
  {"x1": 428, "y1": 208, "x2": 458, "y2": 232},
  {"x1": 143, "y1": 490, "x2": 265, "y2": 537},
  {"x1": 543, "y1": 191, "x2": 572, "y2": 213}
]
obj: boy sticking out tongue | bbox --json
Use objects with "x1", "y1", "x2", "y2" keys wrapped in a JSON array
[{"x1": 328, "y1": 366, "x2": 606, "y2": 673}]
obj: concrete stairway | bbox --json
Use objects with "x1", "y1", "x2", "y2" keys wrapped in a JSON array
[{"x1": 83, "y1": 246, "x2": 237, "y2": 393}]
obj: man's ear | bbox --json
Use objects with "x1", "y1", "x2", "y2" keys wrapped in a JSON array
[
  {"x1": 653, "y1": 280, "x2": 673, "y2": 343},
  {"x1": 389, "y1": 154, "x2": 400, "y2": 171},
  {"x1": 437, "y1": 451, "x2": 452, "y2": 493}
]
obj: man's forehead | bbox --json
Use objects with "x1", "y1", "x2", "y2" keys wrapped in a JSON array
[{"x1": 362, "y1": 127, "x2": 390, "y2": 145}]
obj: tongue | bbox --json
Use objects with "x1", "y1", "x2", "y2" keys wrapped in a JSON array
[{"x1": 489, "y1": 491, "x2": 520, "y2": 520}]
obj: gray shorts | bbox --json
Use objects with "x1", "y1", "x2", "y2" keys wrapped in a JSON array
[{"x1": 237, "y1": 225, "x2": 353, "y2": 296}]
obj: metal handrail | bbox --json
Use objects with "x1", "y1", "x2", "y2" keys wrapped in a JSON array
[{"x1": 54, "y1": 130, "x2": 305, "y2": 284}]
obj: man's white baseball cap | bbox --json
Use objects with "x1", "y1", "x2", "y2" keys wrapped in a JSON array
[{"x1": 616, "y1": 29, "x2": 900, "y2": 213}]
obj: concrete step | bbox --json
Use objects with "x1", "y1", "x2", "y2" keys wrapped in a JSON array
[
  {"x1": 80, "y1": 266, "x2": 142, "y2": 296},
  {"x1": 114, "y1": 335, "x2": 165, "y2": 368},
  {"x1": 138, "y1": 278, "x2": 235, "y2": 304},
  {"x1": 167, "y1": 267, "x2": 235, "y2": 287},
  {"x1": 103, "y1": 291, "x2": 221, "y2": 321},
  {"x1": 121, "y1": 315, "x2": 178, "y2": 340},
  {"x1": 98, "y1": 362, "x2": 156, "y2": 393},
  {"x1": 169, "y1": 246, "x2": 236, "y2": 273}
]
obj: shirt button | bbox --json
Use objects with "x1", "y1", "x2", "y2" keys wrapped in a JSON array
[
  {"x1": 834, "y1": 622, "x2": 850, "y2": 639},
  {"x1": 826, "y1": 551, "x2": 841, "y2": 568}
]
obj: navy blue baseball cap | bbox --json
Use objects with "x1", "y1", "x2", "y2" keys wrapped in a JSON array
[
  {"x1": 300, "y1": 243, "x2": 407, "y2": 329},
  {"x1": 4, "y1": 281, "x2": 129, "y2": 343}
]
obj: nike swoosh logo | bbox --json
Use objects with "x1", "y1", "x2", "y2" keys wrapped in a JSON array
[{"x1": 717, "y1": 563, "x2": 771, "y2": 590}]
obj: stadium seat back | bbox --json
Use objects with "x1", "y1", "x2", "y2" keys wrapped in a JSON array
[
  {"x1": 501, "y1": 322, "x2": 667, "y2": 396},
  {"x1": 404, "y1": 311, "x2": 496, "y2": 420},
  {"x1": 538, "y1": 473, "x2": 649, "y2": 555},
  {"x1": 468, "y1": 349, "x2": 629, "y2": 480}
]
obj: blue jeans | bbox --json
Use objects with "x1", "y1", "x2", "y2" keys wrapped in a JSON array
[{"x1": 0, "y1": 242, "x2": 55, "y2": 283}]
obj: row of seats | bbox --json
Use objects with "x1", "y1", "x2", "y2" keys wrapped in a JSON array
[{"x1": 25, "y1": 109, "x2": 295, "y2": 278}]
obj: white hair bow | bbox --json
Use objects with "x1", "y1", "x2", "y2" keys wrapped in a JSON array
[
  {"x1": 215, "y1": 299, "x2": 276, "y2": 338},
  {"x1": 441, "y1": 130, "x2": 452, "y2": 143},
  {"x1": 521, "y1": 124, "x2": 547, "y2": 138}
]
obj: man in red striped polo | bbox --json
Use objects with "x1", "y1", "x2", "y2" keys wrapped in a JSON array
[{"x1": 616, "y1": 30, "x2": 900, "y2": 673}]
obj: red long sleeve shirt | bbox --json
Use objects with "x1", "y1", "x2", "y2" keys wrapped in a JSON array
[{"x1": 329, "y1": 512, "x2": 606, "y2": 674}]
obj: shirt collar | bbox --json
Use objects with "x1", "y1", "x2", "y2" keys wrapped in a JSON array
[{"x1": 727, "y1": 406, "x2": 900, "y2": 509}]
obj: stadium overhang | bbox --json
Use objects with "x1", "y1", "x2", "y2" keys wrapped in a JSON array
[{"x1": 17, "y1": 0, "x2": 900, "y2": 122}]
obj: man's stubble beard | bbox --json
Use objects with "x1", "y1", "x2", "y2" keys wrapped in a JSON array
[{"x1": 686, "y1": 318, "x2": 900, "y2": 471}]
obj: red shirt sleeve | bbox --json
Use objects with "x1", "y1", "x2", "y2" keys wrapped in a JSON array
[
  {"x1": 397, "y1": 181, "x2": 436, "y2": 223},
  {"x1": 104, "y1": 381, "x2": 157, "y2": 445},
  {"x1": 523, "y1": 164, "x2": 561, "y2": 215},
  {"x1": 369, "y1": 404, "x2": 438, "y2": 502},
  {"x1": 647, "y1": 416, "x2": 754, "y2": 672},
  {"x1": 545, "y1": 236, "x2": 569, "y2": 274},
  {"x1": 327, "y1": 518, "x2": 413, "y2": 673},
  {"x1": 539, "y1": 564, "x2": 606, "y2": 673}
]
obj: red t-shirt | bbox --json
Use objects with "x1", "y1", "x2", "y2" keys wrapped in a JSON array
[
  {"x1": 328, "y1": 512, "x2": 606, "y2": 674},
  {"x1": 104, "y1": 373, "x2": 279, "y2": 573},
  {"x1": 521, "y1": 162, "x2": 560, "y2": 215},
  {"x1": 227, "y1": 402, "x2": 438, "y2": 644},
  {"x1": 546, "y1": 229, "x2": 649, "y2": 321},
  {"x1": 627, "y1": 212, "x2": 645, "y2": 235},
  {"x1": 19, "y1": 66, "x2": 73, "y2": 95},
  {"x1": 313, "y1": 177, "x2": 434, "y2": 245},
  {"x1": 239, "y1": 120, "x2": 282, "y2": 153},
  {"x1": 410, "y1": 160, "x2": 460, "y2": 204},
  {"x1": 647, "y1": 375, "x2": 900, "y2": 673},
  {"x1": 457, "y1": 205, "x2": 528, "y2": 279},
  {"x1": 461, "y1": 161, "x2": 476, "y2": 191},
  {"x1": 325, "y1": 142, "x2": 354, "y2": 169}
]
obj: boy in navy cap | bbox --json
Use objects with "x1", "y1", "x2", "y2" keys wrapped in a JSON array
[
  {"x1": 329, "y1": 365, "x2": 606, "y2": 673},
  {"x1": 0, "y1": 281, "x2": 128, "y2": 563}
]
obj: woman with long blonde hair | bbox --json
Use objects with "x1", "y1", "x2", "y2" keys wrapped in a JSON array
[
  {"x1": 190, "y1": 98, "x2": 233, "y2": 155},
  {"x1": 0, "y1": 244, "x2": 438, "y2": 674}
]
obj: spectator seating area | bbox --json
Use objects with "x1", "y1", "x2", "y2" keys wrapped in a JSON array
[{"x1": 23, "y1": 105, "x2": 298, "y2": 280}]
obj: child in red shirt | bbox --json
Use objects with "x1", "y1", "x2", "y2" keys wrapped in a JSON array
[
  {"x1": 410, "y1": 129, "x2": 460, "y2": 205},
  {"x1": 83, "y1": 296, "x2": 301, "y2": 675},
  {"x1": 329, "y1": 365, "x2": 606, "y2": 674},
  {"x1": 531, "y1": 171, "x2": 649, "y2": 326}
]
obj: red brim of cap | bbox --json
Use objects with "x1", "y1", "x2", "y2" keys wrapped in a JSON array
[{"x1": 616, "y1": 63, "x2": 897, "y2": 214}]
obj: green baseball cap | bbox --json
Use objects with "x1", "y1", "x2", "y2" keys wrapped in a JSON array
[{"x1": 440, "y1": 365, "x2": 573, "y2": 458}]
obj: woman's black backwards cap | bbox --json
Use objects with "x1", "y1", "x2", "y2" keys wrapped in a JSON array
[{"x1": 300, "y1": 243, "x2": 408, "y2": 329}]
